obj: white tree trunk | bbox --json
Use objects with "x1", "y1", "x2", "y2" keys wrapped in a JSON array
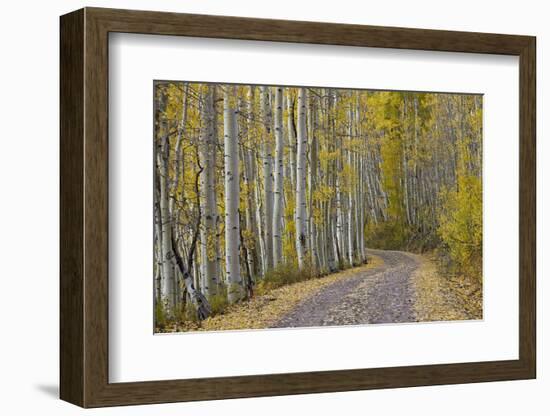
[
  {"x1": 199, "y1": 85, "x2": 219, "y2": 298},
  {"x1": 154, "y1": 185, "x2": 163, "y2": 303},
  {"x1": 286, "y1": 90, "x2": 297, "y2": 192},
  {"x1": 347, "y1": 104, "x2": 355, "y2": 266},
  {"x1": 335, "y1": 169, "x2": 344, "y2": 265},
  {"x1": 168, "y1": 83, "x2": 189, "y2": 302},
  {"x1": 247, "y1": 86, "x2": 266, "y2": 276},
  {"x1": 333, "y1": 92, "x2": 345, "y2": 266},
  {"x1": 295, "y1": 88, "x2": 308, "y2": 269},
  {"x1": 356, "y1": 95, "x2": 366, "y2": 262},
  {"x1": 171, "y1": 232, "x2": 211, "y2": 321},
  {"x1": 308, "y1": 93, "x2": 319, "y2": 271},
  {"x1": 260, "y1": 86, "x2": 274, "y2": 270},
  {"x1": 242, "y1": 86, "x2": 259, "y2": 277},
  {"x1": 358, "y1": 154, "x2": 366, "y2": 262},
  {"x1": 254, "y1": 171, "x2": 266, "y2": 275},
  {"x1": 273, "y1": 87, "x2": 284, "y2": 266},
  {"x1": 157, "y1": 131, "x2": 176, "y2": 315},
  {"x1": 224, "y1": 86, "x2": 243, "y2": 303}
]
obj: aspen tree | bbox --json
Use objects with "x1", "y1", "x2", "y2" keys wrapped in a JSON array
[
  {"x1": 224, "y1": 86, "x2": 244, "y2": 303},
  {"x1": 199, "y1": 85, "x2": 220, "y2": 298},
  {"x1": 155, "y1": 86, "x2": 176, "y2": 316},
  {"x1": 273, "y1": 87, "x2": 284, "y2": 266},
  {"x1": 260, "y1": 86, "x2": 274, "y2": 270},
  {"x1": 295, "y1": 88, "x2": 308, "y2": 269}
]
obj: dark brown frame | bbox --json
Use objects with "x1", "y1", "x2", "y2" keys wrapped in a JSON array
[{"x1": 60, "y1": 7, "x2": 536, "y2": 408}]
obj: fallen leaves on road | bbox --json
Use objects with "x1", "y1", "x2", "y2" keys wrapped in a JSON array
[
  {"x1": 412, "y1": 253, "x2": 482, "y2": 322},
  {"x1": 171, "y1": 255, "x2": 383, "y2": 332}
]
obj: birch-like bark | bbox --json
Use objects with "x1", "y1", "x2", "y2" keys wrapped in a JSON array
[
  {"x1": 170, "y1": 82, "x2": 189, "y2": 217},
  {"x1": 157, "y1": 132, "x2": 176, "y2": 315},
  {"x1": 254, "y1": 169, "x2": 266, "y2": 275},
  {"x1": 171, "y1": 228, "x2": 211, "y2": 321},
  {"x1": 333, "y1": 92, "x2": 344, "y2": 265},
  {"x1": 308, "y1": 93, "x2": 319, "y2": 271},
  {"x1": 324, "y1": 90, "x2": 337, "y2": 271},
  {"x1": 154, "y1": 181, "x2": 163, "y2": 303},
  {"x1": 358, "y1": 156, "x2": 366, "y2": 262},
  {"x1": 241, "y1": 87, "x2": 258, "y2": 277},
  {"x1": 295, "y1": 87, "x2": 308, "y2": 269},
  {"x1": 168, "y1": 83, "x2": 189, "y2": 302},
  {"x1": 260, "y1": 86, "x2": 274, "y2": 270},
  {"x1": 199, "y1": 85, "x2": 219, "y2": 298},
  {"x1": 272, "y1": 87, "x2": 284, "y2": 266},
  {"x1": 240, "y1": 144, "x2": 255, "y2": 276},
  {"x1": 286, "y1": 91, "x2": 297, "y2": 191},
  {"x1": 365, "y1": 155, "x2": 378, "y2": 223},
  {"x1": 247, "y1": 87, "x2": 266, "y2": 276},
  {"x1": 155, "y1": 86, "x2": 177, "y2": 315},
  {"x1": 224, "y1": 86, "x2": 244, "y2": 303},
  {"x1": 347, "y1": 104, "x2": 355, "y2": 265},
  {"x1": 355, "y1": 94, "x2": 366, "y2": 262},
  {"x1": 357, "y1": 151, "x2": 366, "y2": 262}
]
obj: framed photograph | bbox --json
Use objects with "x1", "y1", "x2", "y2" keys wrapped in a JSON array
[{"x1": 60, "y1": 7, "x2": 536, "y2": 408}]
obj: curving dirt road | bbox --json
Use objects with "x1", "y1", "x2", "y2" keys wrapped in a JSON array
[{"x1": 272, "y1": 250, "x2": 420, "y2": 328}]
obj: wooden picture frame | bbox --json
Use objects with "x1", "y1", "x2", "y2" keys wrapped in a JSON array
[{"x1": 60, "y1": 7, "x2": 536, "y2": 408}]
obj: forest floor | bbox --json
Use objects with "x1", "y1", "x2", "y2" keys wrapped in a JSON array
[{"x1": 171, "y1": 249, "x2": 482, "y2": 332}]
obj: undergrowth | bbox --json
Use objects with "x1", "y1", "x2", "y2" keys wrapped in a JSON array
[{"x1": 256, "y1": 262, "x2": 315, "y2": 295}]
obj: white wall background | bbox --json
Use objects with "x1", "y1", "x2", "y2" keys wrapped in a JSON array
[{"x1": 0, "y1": 0, "x2": 545, "y2": 414}]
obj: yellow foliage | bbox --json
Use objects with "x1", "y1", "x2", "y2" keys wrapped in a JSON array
[
  {"x1": 380, "y1": 132, "x2": 405, "y2": 221},
  {"x1": 341, "y1": 162, "x2": 356, "y2": 192},
  {"x1": 168, "y1": 256, "x2": 383, "y2": 332},
  {"x1": 313, "y1": 184, "x2": 334, "y2": 202},
  {"x1": 154, "y1": 81, "x2": 484, "y2": 331},
  {"x1": 319, "y1": 149, "x2": 338, "y2": 163},
  {"x1": 437, "y1": 175, "x2": 482, "y2": 280},
  {"x1": 412, "y1": 253, "x2": 482, "y2": 322}
]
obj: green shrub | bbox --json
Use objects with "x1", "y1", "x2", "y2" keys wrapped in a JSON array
[
  {"x1": 364, "y1": 220, "x2": 439, "y2": 253},
  {"x1": 256, "y1": 262, "x2": 315, "y2": 294},
  {"x1": 208, "y1": 286, "x2": 229, "y2": 315},
  {"x1": 183, "y1": 302, "x2": 200, "y2": 323},
  {"x1": 365, "y1": 221, "x2": 412, "y2": 250},
  {"x1": 154, "y1": 300, "x2": 167, "y2": 330}
]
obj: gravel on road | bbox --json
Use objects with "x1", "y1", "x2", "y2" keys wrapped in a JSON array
[{"x1": 272, "y1": 249, "x2": 420, "y2": 328}]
